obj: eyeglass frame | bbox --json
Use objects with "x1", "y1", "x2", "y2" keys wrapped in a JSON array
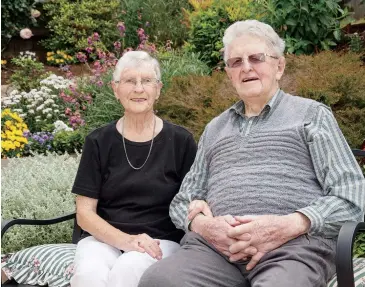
[
  {"x1": 114, "y1": 77, "x2": 161, "y2": 88},
  {"x1": 225, "y1": 53, "x2": 279, "y2": 68}
]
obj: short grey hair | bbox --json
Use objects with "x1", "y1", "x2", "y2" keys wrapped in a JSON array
[
  {"x1": 223, "y1": 20, "x2": 285, "y2": 62},
  {"x1": 113, "y1": 51, "x2": 161, "y2": 82}
]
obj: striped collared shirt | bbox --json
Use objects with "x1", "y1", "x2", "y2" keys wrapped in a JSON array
[{"x1": 169, "y1": 90, "x2": 365, "y2": 237}]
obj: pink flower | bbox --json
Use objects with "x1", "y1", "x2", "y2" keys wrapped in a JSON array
[
  {"x1": 85, "y1": 47, "x2": 93, "y2": 54},
  {"x1": 20, "y1": 28, "x2": 33, "y2": 39},
  {"x1": 76, "y1": 52, "x2": 87, "y2": 63},
  {"x1": 31, "y1": 9, "x2": 41, "y2": 18},
  {"x1": 87, "y1": 37, "x2": 93, "y2": 45},
  {"x1": 92, "y1": 32, "x2": 100, "y2": 41},
  {"x1": 96, "y1": 80, "x2": 103, "y2": 87},
  {"x1": 114, "y1": 41, "x2": 121, "y2": 50}
]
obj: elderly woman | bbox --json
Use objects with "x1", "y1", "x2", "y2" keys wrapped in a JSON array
[
  {"x1": 138, "y1": 20, "x2": 365, "y2": 287},
  {"x1": 70, "y1": 51, "x2": 197, "y2": 287}
]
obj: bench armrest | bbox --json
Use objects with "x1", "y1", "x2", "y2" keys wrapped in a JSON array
[
  {"x1": 1, "y1": 213, "x2": 76, "y2": 239},
  {"x1": 336, "y1": 221, "x2": 365, "y2": 287}
]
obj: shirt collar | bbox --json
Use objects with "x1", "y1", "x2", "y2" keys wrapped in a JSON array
[{"x1": 229, "y1": 89, "x2": 281, "y2": 117}]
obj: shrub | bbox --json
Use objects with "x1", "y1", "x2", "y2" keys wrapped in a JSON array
[
  {"x1": 282, "y1": 51, "x2": 365, "y2": 148},
  {"x1": 1, "y1": 109, "x2": 29, "y2": 159},
  {"x1": 1, "y1": 153, "x2": 80, "y2": 253},
  {"x1": 185, "y1": 0, "x2": 255, "y2": 67},
  {"x1": 10, "y1": 55, "x2": 51, "y2": 92},
  {"x1": 1, "y1": 0, "x2": 43, "y2": 49},
  {"x1": 157, "y1": 72, "x2": 237, "y2": 140},
  {"x1": 41, "y1": 0, "x2": 122, "y2": 53},
  {"x1": 139, "y1": 0, "x2": 190, "y2": 47},
  {"x1": 52, "y1": 130, "x2": 84, "y2": 155},
  {"x1": 158, "y1": 50, "x2": 211, "y2": 88},
  {"x1": 253, "y1": 0, "x2": 346, "y2": 54}
]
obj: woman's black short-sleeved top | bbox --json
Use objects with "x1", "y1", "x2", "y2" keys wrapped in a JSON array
[{"x1": 72, "y1": 120, "x2": 197, "y2": 243}]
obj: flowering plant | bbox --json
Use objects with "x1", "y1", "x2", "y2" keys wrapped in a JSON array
[
  {"x1": 24, "y1": 131, "x2": 54, "y2": 155},
  {"x1": 46, "y1": 51, "x2": 75, "y2": 66},
  {"x1": 2, "y1": 87, "x2": 65, "y2": 132},
  {"x1": 10, "y1": 53, "x2": 50, "y2": 92},
  {"x1": 1, "y1": 109, "x2": 29, "y2": 158}
]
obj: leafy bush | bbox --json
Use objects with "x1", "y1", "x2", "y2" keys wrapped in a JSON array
[
  {"x1": 1, "y1": 153, "x2": 79, "y2": 253},
  {"x1": 1, "y1": 0, "x2": 42, "y2": 49},
  {"x1": 41, "y1": 0, "x2": 122, "y2": 53},
  {"x1": 282, "y1": 52, "x2": 365, "y2": 148},
  {"x1": 253, "y1": 0, "x2": 346, "y2": 54},
  {"x1": 157, "y1": 72, "x2": 237, "y2": 140},
  {"x1": 10, "y1": 57, "x2": 50, "y2": 92},
  {"x1": 354, "y1": 232, "x2": 365, "y2": 258},
  {"x1": 139, "y1": 0, "x2": 190, "y2": 47},
  {"x1": 52, "y1": 130, "x2": 84, "y2": 155},
  {"x1": 185, "y1": 0, "x2": 255, "y2": 67}
]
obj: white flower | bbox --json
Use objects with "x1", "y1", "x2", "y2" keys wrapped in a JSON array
[
  {"x1": 28, "y1": 110, "x2": 35, "y2": 114},
  {"x1": 46, "y1": 114, "x2": 52, "y2": 119}
]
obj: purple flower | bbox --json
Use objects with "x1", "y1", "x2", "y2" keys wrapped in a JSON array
[
  {"x1": 96, "y1": 80, "x2": 103, "y2": 87},
  {"x1": 76, "y1": 52, "x2": 87, "y2": 63},
  {"x1": 47, "y1": 145, "x2": 51, "y2": 150},
  {"x1": 117, "y1": 22, "x2": 126, "y2": 37}
]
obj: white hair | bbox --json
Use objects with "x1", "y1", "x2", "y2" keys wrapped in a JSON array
[
  {"x1": 112, "y1": 51, "x2": 161, "y2": 81},
  {"x1": 223, "y1": 20, "x2": 285, "y2": 62}
]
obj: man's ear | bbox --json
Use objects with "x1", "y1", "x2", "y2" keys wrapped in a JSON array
[{"x1": 276, "y1": 57, "x2": 286, "y2": 81}]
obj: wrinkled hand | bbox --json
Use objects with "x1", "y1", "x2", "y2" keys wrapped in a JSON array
[
  {"x1": 187, "y1": 200, "x2": 213, "y2": 221},
  {"x1": 122, "y1": 233, "x2": 162, "y2": 260},
  {"x1": 228, "y1": 214, "x2": 308, "y2": 270},
  {"x1": 197, "y1": 215, "x2": 242, "y2": 257}
]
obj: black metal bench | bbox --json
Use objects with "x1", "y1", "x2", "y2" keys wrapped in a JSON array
[{"x1": 2, "y1": 149, "x2": 365, "y2": 287}]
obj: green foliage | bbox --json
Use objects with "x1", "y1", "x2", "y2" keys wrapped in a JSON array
[
  {"x1": 1, "y1": 0, "x2": 36, "y2": 48},
  {"x1": 1, "y1": 153, "x2": 79, "y2": 253},
  {"x1": 354, "y1": 232, "x2": 365, "y2": 258},
  {"x1": 185, "y1": 0, "x2": 255, "y2": 67},
  {"x1": 282, "y1": 52, "x2": 365, "y2": 148},
  {"x1": 41, "y1": 0, "x2": 121, "y2": 53},
  {"x1": 158, "y1": 50, "x2": 211, "y2": 88},
  {"x1": 157, "y1": 72, "x2": 237, "y2": 140},
  {"x1": 140, "y1": 0, "x2": 190, "y2": 47},
  {"x1": 347, "y1": 33, "x2": 364, "y2": 53},
  {"x1": 52, "y1": 130, "x2": 84, "y2": 155},
  {"x1": 10, "y1": 57, "x2": 50, "y2": 92},
  {"x1": 254, "y1": 0, "x2": 346, "y2": 54}
]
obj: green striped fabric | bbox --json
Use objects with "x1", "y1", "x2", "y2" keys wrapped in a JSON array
[
  {"x1": 327, "y1": 258, "x2": 365, "y2": 287},
  {"x1": 1, "y1": 244, "x2": 76, "y2": 287}
]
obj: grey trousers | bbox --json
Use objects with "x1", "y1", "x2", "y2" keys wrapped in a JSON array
[{"x1": 138, "y1": 232, "x2": 336, "y2": 287}]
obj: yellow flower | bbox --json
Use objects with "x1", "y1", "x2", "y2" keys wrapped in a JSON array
[
  {"x1": 56, "y1": 59, "x2": 60, "y2": 63},
  {"x1": 14, "y1": 130, "x2": 23, "y2": 136},
  {"x1": 5, "y1": 120, "x2": 12, "y2": 127},
  {"x1": 47, "y1": 52, "x2": 54, "y2": 56},
  {"x1": 60, "y1": 59, "x2": 64, "y2": 63},
  {"x1": 1, "y1": 60, "x2": 7, "y2": 65},
  {"x1": 16, "y1": 153, "x2": 20, "y2": 157},
  {"x1": 14, "y1": 141, "x2": 20, "y2": 147},
  {"x1": 63, "y1": 54, "x2": 68, "y2": 59},
  {"x1": 56, "y1": 50, "x2": 61, "y2": 54}
]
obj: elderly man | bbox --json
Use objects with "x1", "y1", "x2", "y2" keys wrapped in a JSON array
[{"x1": 138, "y1": 20, "x2": 365, "y2": 287}]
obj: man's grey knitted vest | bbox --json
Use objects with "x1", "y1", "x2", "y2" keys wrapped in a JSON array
[{"x1": 204, "y1": 91, "x2": 324, "y2": 217}]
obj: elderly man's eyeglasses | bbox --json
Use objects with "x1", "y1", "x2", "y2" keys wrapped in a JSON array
[
  {"x1": 226, "y1": 53, "x2": 279, "y2": 68},
  {"x1": 115, "y1": 78, "x2": 160, "y2": 87}
]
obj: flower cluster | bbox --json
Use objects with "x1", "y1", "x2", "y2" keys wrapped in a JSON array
[
  {"x1": 19, "y1": 51, "x2": 36, "y2": 61},
  {"x1": 20, "y1": 28, "x2": 33, "y2": 39},
  {"x1": 1, "y1": 109, "x2": 29, "y2": 158},
  {"x1": 53, "y1": 120, "x2": 73, "y2": 133},
  {"x1": 2, "y1": 87, "x2": 64, "y2": 131},
  {"x1": 40, "y1": 74, "x2": 73, "y2": 90},
  {"x1": 136, "y1": 28, "x2": 156, "y2": 54},
  {"x1": 24, "y1": 131, "x2": 55, "y2": 155},
  {"x1": 47, "y1": 51, "x2": 75, "y2": 66},
  {"x1": 1, "y1": 59, "x2": 7, "y2": 66}
]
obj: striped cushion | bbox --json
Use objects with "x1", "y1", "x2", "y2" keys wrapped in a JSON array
[
  {"x1": 1, "y1": 244, "x2": 76, "y2": 287},
  {"x1": 327, "y1": 258, "x2": 365, "y2": 287}
]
